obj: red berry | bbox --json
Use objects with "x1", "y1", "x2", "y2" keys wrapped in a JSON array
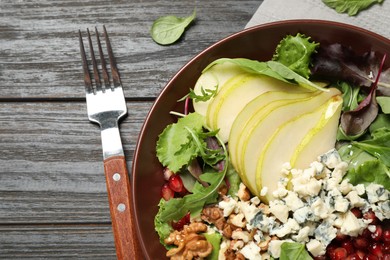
[
  {"x1": 168, "y1": 174, "x2": 185, "y2": 193},
  {"x1": 333, "y1": 247, "x2": 348, "y2": 260},
  {"x1": 161, "y1": 183, "x2": 175, "y2": 201}
]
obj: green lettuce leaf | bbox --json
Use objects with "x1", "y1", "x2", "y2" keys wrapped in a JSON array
[
  {"x1": 377, "y1": 96, "x2": 390, "y2": 113},
  {"x1": 155, "y1": 113, "x2": 204, "y2": 172},
  {"x1": 272, "y1": 33, "x2": 319, "y2": 78},
  {"x1": 203, "y1": 232, "x2": 222, "y2": 260}
]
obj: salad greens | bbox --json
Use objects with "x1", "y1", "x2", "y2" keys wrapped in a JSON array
[
  {"x1": 151, "y1": 9, "x2": 196, "y2": 45},
  {"x1": 154, "y1": 32, "x2": 390, "y2": 259},
  {"x1": 279, "y1": 242, "x2": 313, "y2": 260},
  {"x1": 322, "y1": 0, "x2": 384, "y2": 16}
]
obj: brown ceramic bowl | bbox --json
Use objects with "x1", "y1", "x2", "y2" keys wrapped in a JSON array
[{"x1": 131, "y1": 20, "x2": 390, "y2": 259}]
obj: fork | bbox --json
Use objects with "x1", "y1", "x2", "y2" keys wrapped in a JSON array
[{"x1": 79, "y1": 26, "x2": 142, "y2": 260}]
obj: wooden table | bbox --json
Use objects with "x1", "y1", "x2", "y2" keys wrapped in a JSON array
[{"x1": 0, "y1": 0, "x2": 261, "y2": 258}]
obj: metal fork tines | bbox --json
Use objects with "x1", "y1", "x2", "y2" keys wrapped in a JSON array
[{"x1": 79, "y1": 26, "x2": 127, "y2": 159}]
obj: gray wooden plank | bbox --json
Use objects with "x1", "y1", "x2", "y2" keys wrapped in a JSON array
[
  {"x1": 0, "y1": 224, "x2": 116, "y2": 259},
  {"x1": 0, "y1": 0, "x2": 260, "y2": 99},
  {"x1": 0, "y1": 101, "x2": 151, "y2": 223}
]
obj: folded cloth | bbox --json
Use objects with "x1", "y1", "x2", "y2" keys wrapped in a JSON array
[{"x1": 246, "y1": 0, "x2": 390, "y2": 39}]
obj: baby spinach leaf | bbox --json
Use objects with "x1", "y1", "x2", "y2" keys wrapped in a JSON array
[
  {"x1": 151, "y1": 9, "x2": 196, "y2": 45},
  {"x1": 322, "y1": 0, "x2": 384, "y2": 16},
  {"x1": 273, "y1": 33, "x2": 319, "y2": 78},
  {"x1": 280, "y1": 242, "x2": 313, "y2": 260},
  {"x1": 204, "y1": 58, "x2": 327, "y2": 91}
]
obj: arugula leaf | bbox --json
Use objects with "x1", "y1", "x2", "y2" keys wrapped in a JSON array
[
  {"x1": 156, "y1": 112, "x2": 204, "y2": 172},
  {"x1": 273, "y1": 33, "x2": 319, "y2": 78},
  {"x1": 203, "y1": 58, "x2": 327, "y2": 91},
  {"x1": 322, "y1": 0, "x2": 384, "y2": 16},
  {"x1": 151, "y1": 9, "x2": 196, "y2": 45},
  {"x1": 184, "y1": 86, "x2": 218, "y2": 102},
  {"x1": 279, "y1": 242, "x2": 313, "y2": 260}
]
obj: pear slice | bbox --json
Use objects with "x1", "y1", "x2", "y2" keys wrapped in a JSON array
[
  {"x1": 192, "y1": 62, "x2": 245, "y2": 117},
  {"x1": 207, "y1": 74, "x2": 304, "y2": 143},
  {"x1": 228, "y1": 90, "x2": 316, "y2": 185},
  {"x1": 238, "y1": 88, "x2": 340, "y2": 196},
  {"x1": 291, "y1": 95, "x2": 343, "y2": 168},
  {"x1": 256, "y1": 96, "x2": 343, "y2": 202}
]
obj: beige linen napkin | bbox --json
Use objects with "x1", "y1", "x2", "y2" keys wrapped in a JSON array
[{"x1": 246, "y1": 0, "x2": 390, "y2": 39}]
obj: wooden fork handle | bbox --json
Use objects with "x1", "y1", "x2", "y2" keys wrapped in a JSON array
[{"x1": 104, "y1": 155, "x2": 143, "y2": 260}]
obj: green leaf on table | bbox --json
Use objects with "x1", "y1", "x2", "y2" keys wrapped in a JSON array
[
  {"x1": 151, "y1": 9, "x2": 196, "y2": 45},
  {"x1": 273, "y1": 33, "x2": 319, "y2": 78},
  {"x1": 279, "y1": 242, "x2": 313, "y2": 260},
  {"x1": 322, "y1": 0, "x2": 384, "y2": 16}
]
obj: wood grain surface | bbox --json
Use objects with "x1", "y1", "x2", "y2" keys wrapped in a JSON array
[{"x1": 0, "y1": 0, "x2": 261, "y2": 258}]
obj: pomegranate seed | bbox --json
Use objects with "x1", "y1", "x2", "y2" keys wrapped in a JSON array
[
  {"x1": 335, "y1": 231, "x2": 349, "y2": 241},
  {"x1": 313, "y1": 256, "x2": 326, "y2": 260},
  {"x1": 327, "y1": 243, "x2": 338, "y2": 259},
  {"x1": 347, "y1": 254, "x2": 363, "y2": 260},
  {"x1": 370, "y1": 226, "x2": 383, "y2": 241},
  {"x1": 161, "y1": 183, "x2": 175, "y2": 201},
  {"x1": 384, "y1": 243, "x2": 390, "y2": 254},
  {"x1": 351, "y1": 208, "x2": 363, "y2": 218},
  {"x1": 355, "y1": 250, "x2": 366, "y2": 260},
  {"x1": 363, "y1": 210, "x2": 379, "y2": 225},
  {"x1": 354, "y1": 236, "x2": 369, "y2": 249},
  {"x1": 368, "y1": 243, "x2": 383, "y2": 258},
  {"x1": 342, "y1": 240, "x2": 354, "y2": 255},
  {"x1": 171, "y1": 212, "x2": 190, "y2": 230},
  {"x1": 383, "y1": 229, "x2": 390, "y2": 243},
  {"x1": 163, "y1": 168, "x2": 174, "y2": 181},
  {"x1": 363, "y1": 255, "x2": 378, "y2": 260},
  {"x1": 333, "y1": 247, "x2": 348, "y2": 260},
  {"x1": 383, "y1": 254, "x2": 390, "y2": 260},
  {"x1": 362, "y1": 228, "x2": 373, "y2": 239},
  {"x1": 168, "y1": 175, "x2": 185, "y2": 193}
]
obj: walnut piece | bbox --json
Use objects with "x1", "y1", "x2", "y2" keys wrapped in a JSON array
[
  {"x1": 164, "y1": 222, "x2": 213, "y2": 259},
  {"x1": 201, "y1": 206, "x2": 238, "y2": 238}
]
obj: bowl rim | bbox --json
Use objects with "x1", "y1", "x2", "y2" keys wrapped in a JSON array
[{"x1": 131, "y1": 18, "x2": 390, "y2": 258}]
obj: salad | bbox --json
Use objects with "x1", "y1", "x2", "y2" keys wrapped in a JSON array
[{"x1": 153, "y1": 33, "x2": 390, "y2": 259}]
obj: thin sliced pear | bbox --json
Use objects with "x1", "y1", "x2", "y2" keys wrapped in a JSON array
[
  {"x1": 229, "y1": 90, "x2": 316, "y2": 173},
  {"x1": 207, "y1": 74, "x2": 305, "y2": 142},
  {"x1": 256, "y1": 96, "x2": 343, "y2": 202},
  {"x1": 291, "y1": 95, "x2": 343, "y2": 168},
  {"x1": 192, "y1": 62, "x2": 245, "y2": 117},
  {"x1": 228, "y1": 91, "x2": 317, "y2": 189},
  {"x1": 238, "y1": 88, "x2": 341, "y2": 196}
]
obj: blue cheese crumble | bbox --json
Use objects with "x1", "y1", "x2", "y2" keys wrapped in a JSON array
[{"x1": 215, "y1": 149, "x2": 389, "y2": 259}]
